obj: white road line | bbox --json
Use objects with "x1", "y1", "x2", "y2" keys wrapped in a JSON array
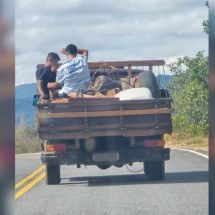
[
  {"x1": 15, "y1": 152, "x2": 41, "y2": 158},
  {"x1": 15, "y1": 152, "x2": 41, "y2": 156},
  {"x1": 172, "y1": 148, "x2": 208, "y2": 159}
]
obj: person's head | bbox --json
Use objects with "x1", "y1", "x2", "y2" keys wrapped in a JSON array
[
  {"x1": 45, "y1": 52, "x2": 60, "y2": 67},
  {"x1": 65, "y1": 44, "x2": 78, "y2": 58}
]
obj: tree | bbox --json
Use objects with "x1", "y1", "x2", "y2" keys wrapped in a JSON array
[
  {"x1": 167, "y1": 1, "x2": 209, "y2": 136},
  {"x1": 168, "y1": 51, "x2": 208, "y2": 135}
]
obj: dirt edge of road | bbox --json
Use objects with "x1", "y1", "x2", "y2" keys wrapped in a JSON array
[{"x1": 165, "y1": 133, "x2": 208, "y2": 156}]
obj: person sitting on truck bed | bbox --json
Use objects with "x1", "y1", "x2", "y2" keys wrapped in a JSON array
[
  {"x1": 47, "y1": 44, "x2": 91, "y2": 98},
  {"x1": 35, "y1": 52, "x2": 60, "y2": 100}
]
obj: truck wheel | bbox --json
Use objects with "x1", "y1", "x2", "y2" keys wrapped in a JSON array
[
  {"x1": 97, "y1": 164, "x2": 111, "y2": 170},
  {"x1": 138, "y1": 70, "x2": 161, "y2": 98},
  {"x1": 144, "y1": 161, "x2": 165, "y2": 180},
  {"x1": 45, "y1": 165, "x2": 61, "y2": 185}
]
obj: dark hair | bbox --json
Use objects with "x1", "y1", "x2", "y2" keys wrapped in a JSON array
[
  {"x1": 66, "y1": 44, "x2": 78, "y2": 55},
  {"x1": 46, "y1": 52, "x2": 60, "y2": 61}
]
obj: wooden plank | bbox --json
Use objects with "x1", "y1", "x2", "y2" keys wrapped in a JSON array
[
  {"x1": 38, "y1": 122, "x2": 171, "y2": 132},
  {"x1": 36, "y1": 101, "x2": 172, "y2": 113},
  {"x1": 36, "y1": 101, "x2": 171, "y2": 113},
  {"x1": 36, "y1": 98, "x2": 121, "y2": 108},
  {"x1": 125, "y1": 122, "x2": 170, "y2": 129},
  {"x1": 38, "y1": 116, "x2": 119, "y2": 127},
  {"x1": 36, "y1": 98, "x2": 173, "y2": 109},
  {"x1": 51, "y1": 97, "x2": 119, "y2": 104},
  {"x1": 36, "y1": 101, "x2": 172, "y2": 114},
  {"x1": 37, "y1": 60, "x2": 165, "y2": 70},
  {"x1": 37, "y1": 108, "x2": 173, "y2": 119},
  {"x1": 39, "y1": 124, "x2": 122, "y2": 132},
  {"x1": 39, "y1": 128, "x2": 171, "y2": 140},
  {"x1": 128, "y1": 64, "x2": 132, "y2": 76},
  {"x1": 124, "y1": 114, "x2": 171, "y2": 124},
  {"x1": 88, "y1": 60, "x2": 165, "y2": 69},
  {"x1": 37, "y1": 102, "x2": 172, "y2": 114},
  {"x1": 36, "y1": 60, "x2": 165, "y2": 69},
  {"x1": 38, "y1": 114, "x2": 171, "y2": 129}
]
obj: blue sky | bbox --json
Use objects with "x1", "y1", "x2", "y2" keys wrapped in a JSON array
[{"x1": 15, "y1": 0, "x2": 208, "y2": 86}]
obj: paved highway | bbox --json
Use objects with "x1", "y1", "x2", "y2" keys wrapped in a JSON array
[{"x1": 15, "y1": 149, "x2": 208, "y2": 215}]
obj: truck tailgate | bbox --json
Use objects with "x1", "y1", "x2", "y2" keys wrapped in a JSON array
[{"x1": 36, "y1": 98, "x2": 173, "y2": 139}]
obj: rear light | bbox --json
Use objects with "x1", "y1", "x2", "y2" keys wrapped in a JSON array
[
  {"x1": 46, "y1": 143, "x2": 66, "y2": 152},
  {"x1": 143, "y1": 139, "x2": 165, "y2": 148}
]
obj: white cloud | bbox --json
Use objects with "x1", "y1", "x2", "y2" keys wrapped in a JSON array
[{"x1": 15, "y1": 0, "x2": 208, "y2": 85}]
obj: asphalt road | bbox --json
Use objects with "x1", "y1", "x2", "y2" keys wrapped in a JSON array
[{"x1": 15, "y1": 149, "x2": 208, "y2": 215}]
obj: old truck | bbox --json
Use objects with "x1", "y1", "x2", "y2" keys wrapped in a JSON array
[{"x1": 36, "y1": 60, "x2": 172, "y2": 185}]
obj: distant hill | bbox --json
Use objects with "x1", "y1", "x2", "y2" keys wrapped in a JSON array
[
  {"x1": 15, "y1": 75, "x2": 173, "y2": 125},
  {"x1": 16, "y1": 83, "x2": 37, "y2": 99},
  {"x1": 16, "y1": 98, "x2": 36, "y2": 125},
  {"x1": 16, "y1": 83, "x2": 37, "y2": 125}
]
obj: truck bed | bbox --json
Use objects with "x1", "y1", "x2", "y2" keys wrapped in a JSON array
[{"x1": 36, "y1": 98, "x2": 172, "y2": 140}]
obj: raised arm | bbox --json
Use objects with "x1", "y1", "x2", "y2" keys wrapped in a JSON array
[
  {"x1": 60, "y1": 47, "x2": 89, "y2": 57},
  {"x1": 60, "y1": 48, "x2": 67, "y2": 55},
  {"x1": 77, "y1": 48, "x2": 88, "y2": 57}
]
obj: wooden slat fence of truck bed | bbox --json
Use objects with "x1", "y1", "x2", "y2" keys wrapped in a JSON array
[{"x1": 36, "y1": 98, "x2": 172, "y2": 140}]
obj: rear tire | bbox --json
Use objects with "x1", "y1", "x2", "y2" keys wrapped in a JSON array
[
  {"x1": 97, "y1": 164, "x2": 112, "y2": 170},
  {"x1": 45, "y1": 165, "x2": 61, "y2": 185},
  {"x1": 144, "y1": 161, "x2": 165, "y2": 180},
  {"x1": 138, "y1": 70, "x2": 161, "y2": 98}
]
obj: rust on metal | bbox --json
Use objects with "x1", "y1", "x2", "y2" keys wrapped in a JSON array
[
  {"x1": 88, "y1": 60, "x2": 165, "y2": 69},
  {"x1": 36, "y1": 60, "x2": 165, "y2": 70}
]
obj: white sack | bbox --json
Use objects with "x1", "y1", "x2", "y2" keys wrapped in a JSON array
[{"x1": 115, "y1": 87, "x2": 153, "y2": 101}]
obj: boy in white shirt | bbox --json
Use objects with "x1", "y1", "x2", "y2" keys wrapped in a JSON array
[{"x1": 47, "y1": 44, "x2": 91, "y2": 98}]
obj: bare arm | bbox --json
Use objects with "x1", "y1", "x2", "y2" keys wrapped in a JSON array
[
  {"x1": 77, "y1": 48, "x2": 88, "y2": 57},
  {"x1": 61, "y1": 47, "x2": 89, "y2": 57},
  {"x1": 47, "y1": 82, "x2": 59, "y2": 89},
  {"x1": 37, "y1": 80, "x2": 46, "y2": 98},
  {"x1": 60, "y1": 48, "x2": 67, "y2": 55}
]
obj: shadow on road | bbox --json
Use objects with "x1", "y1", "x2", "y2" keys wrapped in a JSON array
[{"x1": 60, "y1": 171, "x2": 208, "y2": 187}]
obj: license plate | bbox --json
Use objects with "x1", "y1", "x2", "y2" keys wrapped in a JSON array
[{"x1": 92, "y1": 152, "x2": 119, "y2": 162}]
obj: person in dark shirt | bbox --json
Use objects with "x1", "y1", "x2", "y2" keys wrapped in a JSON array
[{"x1": 35, "y1": 52, "x2": 60, "y2": 100}]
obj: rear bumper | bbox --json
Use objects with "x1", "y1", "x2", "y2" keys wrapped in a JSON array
[{"x1": 41, "y1": 148, "x2": 170, "y2": 166}]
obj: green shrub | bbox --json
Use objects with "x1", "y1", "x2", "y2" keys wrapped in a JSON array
[{"x1": 168, "y1": 51, "x2": 208, "y2": 135}]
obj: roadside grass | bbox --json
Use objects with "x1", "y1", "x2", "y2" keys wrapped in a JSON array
[
  {"x1": 164, "y1": 133, "x2": 208, "y2": 151},
  {"x1": 15, "y1": 123, "x2": 42, "y2": 154}
]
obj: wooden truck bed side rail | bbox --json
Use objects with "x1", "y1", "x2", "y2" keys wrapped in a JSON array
[
  {"x1": 88, "y1": 60, "x2": 165, "y2": 74},
  {"x1": 37, "y1": 60, "x2": 165, "y2": 70},
  {"x1": 37, "y1": 108, "x2": 172, "y2": 119},
  {"x1": 37, "y1": 60, "x2": 165, "y2": 79},
  {"x1": 36, "y1": 98, "x2": 172, "y2": 140}
]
